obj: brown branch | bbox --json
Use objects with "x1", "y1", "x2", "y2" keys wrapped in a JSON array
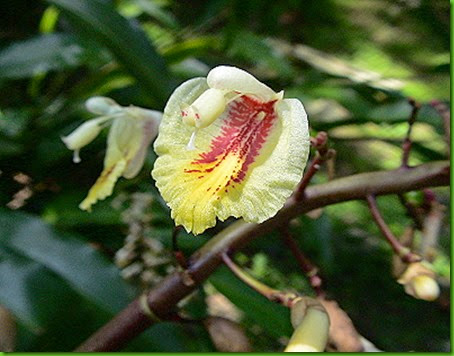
[
  {"x1": 397, "y1": 193, "x2": 425, "y2": 230},
  {"x1": 366, "y1": 195, "x2": 422, "y2": 263},
  {"x1": 75, "y1": 160, "x2": 449, "y2": 351}
]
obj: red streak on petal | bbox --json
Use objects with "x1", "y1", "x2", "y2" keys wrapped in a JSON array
[{"x1": 184, "y1": 95, "x2": 278, "y2": 187}]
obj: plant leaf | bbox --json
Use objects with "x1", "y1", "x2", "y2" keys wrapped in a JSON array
[
  {"x1": 0, "y1": 33, "x2": 93, "y2": 80},
  {"x1": 0, "y1": 209, "x2": 135, "y2": 314},
  {"x1": 46, "y1": 0, "x2": 175, "y2": 105}
]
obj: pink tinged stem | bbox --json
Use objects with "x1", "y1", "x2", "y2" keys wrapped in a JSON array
[
  {"x1": 221, "y1": 252, "x2": 297, "y2": 307},
  {"x1": 281, "y1": 226, "x2": 325, "y2": 297},
  {"x1": 366, "y1": 194, "x2": 422, "y2": 263}
]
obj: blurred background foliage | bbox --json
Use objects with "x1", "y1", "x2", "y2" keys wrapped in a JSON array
[{"x1": 0, "y1": 0, "x2": 450, "y2": 352}]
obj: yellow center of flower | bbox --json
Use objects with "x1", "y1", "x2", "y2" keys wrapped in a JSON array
[{"x1": 168, "y1": 95, "x2": 279, "y2": 233}]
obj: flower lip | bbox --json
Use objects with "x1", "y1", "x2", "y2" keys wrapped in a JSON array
[{"x1": 152, "y1": 67, "x2": 310, "y2": 235}]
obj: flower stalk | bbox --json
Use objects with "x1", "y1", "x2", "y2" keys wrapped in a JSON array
[
  {"x1": 285, "y1": 297, "x2": 330, "y2": 352},
  {"x1": 281, "y1": 226, "x2": 324, "y2": 297},
  {"x1": 221, "y1": 252, "x2": 297, "y2": 307}
]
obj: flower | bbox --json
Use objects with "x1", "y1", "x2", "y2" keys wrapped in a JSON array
[
  {"x1": 62, "y1": 96, "x2": 162, "y2": 211},
  {"x1": 152, "y1": 66, "x2": 310, "y2": 235}
]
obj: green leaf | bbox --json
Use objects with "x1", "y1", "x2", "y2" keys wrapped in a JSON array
[
  {"x1": 134, "y1": 0, "x2": 179, "y2": 29},
  {"x1": 209, "y1": 266, "x2": 292, "y2": 339},
  {"x1": 127, "y1": 322, "x2": 214, "y2": 352},
  {"x1": 0, "y1": 33, "x2": 93, "y2": 80},
  {"x1": 0, "y1": 250, "x2": 67, "y2": 332},
  {"x1": 47, "y1": 0, "x2": 175, "y2": 105},
  {"x1": 0, "y1": 209, "x2": 135, "y2": 314},
  {"x1": 0, "y1": 248, "x2": 114, "y2": 350}
]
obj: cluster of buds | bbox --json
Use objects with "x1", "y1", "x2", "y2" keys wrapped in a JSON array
[{"x1": 114, "y1": 193, "x2": 173, "y2": 287}]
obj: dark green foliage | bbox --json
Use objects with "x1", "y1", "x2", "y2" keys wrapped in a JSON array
[{"x1": 0, "y1": 0, "x2": 449, "y2": 351}]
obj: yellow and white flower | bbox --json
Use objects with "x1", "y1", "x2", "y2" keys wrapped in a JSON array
[
  {"x1": 152, "y1": 66, "x2": 310, "y2": 235},
  {"x1": 62, "y1": 96, "x2": 162, "y2": 211}
]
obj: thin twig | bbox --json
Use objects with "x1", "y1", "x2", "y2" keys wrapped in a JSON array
[
  {"x1": 430, "y1": 99, "x2": 450, "y2": 150},
  {"x1": 420, "y1": 197, "x2": 445, "y2": 260},
  {"x1": 281, "y1": 226, "x2": 324, "y2": 297},
  {"x1": 75, "y1": 161, "x2": 449, "y2": 351},
  {"x1": 172, "y1": 226, "x2": 188, "y2": 269},
  {"x1": 221, "y1": 252, "x2": 297, "y2": 307},
  {"x1": 366, "y1": 195, "x2": 422, "y2": 263},
  {"x1": 295, "y1": 132, "x2": 336, "y2": 201},
  {"x1": 401, "y1": 98, "x2": 421, "y2": 168},
  {"x1": 397, "y1": 194, "x2": 425, "y2": 230}
]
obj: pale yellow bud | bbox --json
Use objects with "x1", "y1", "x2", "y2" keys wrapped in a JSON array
[
  {"x1": 61, "y1": 118, "x2": 107, "y2": 163},
  {"x1": 181, "y1": 88, "x2": 226, "y2": 129},
  {"x1": 397, "y1": 262, "x2": 440, "y2": 301},
  {"x1": 85, "y1": 96, "x2": 121, "y2": 115},
  {"x1": 207, "y1": 65, "x2": 278, "y2": 101},
  {"x1": 407, "y1": 275, "x2": 440, "y2": 301}
]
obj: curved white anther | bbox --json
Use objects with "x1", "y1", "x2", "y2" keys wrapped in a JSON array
[{"x1": 207, "y1": 66, "x2": 277, "y2": 102}]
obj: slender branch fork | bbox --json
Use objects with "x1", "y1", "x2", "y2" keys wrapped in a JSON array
[
  {"x1": 75, "y1": 160, "x2": 449, "y2": 351},
  {"x1": 221, "y1": 252, "x2": 298, "y2": 307},
  {"x1": 281, "y1": 226, "x2": 325, "y2": 297},
  {"x1": 366, "y1": 194, "x2": 422, "y2": 263}
]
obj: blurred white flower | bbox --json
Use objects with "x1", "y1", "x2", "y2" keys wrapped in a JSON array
[{"x1": 62, "y1": 96, "x2": 162, "y2": 211}]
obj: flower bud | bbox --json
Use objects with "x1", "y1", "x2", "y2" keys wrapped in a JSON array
[
  {"x1": 85, "y1": 96, "x2": 121, "y2": 115},
  {"x1": 397, "y1": 262, "x2": 440, "y2": 301},
  {"x1": 207, "y1": 65, "x2": 278, "y2": 101},
  {"x1": 61, "y1": 118, "x2": 106, "y2": 162},
  {"x1": 181, "y1": 88, "x2": 226, "y2": 129},
  {"x1": 406, "y1": 275, "x2": 440, "y2": 301}
]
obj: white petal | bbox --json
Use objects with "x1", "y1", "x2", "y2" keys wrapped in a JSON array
[
  {"x1": 85, "y1": 96, "x2": 122, "y2": 115},
  {"x1": 207, "y1": 65, "x2": 277, "y2": 101},
  {"x1": 126, "y1": 107, "x2": 163, "y2": 122},
  {"x1": 62, "y1": 117, "x2": 107, "y2": 151},
  {"x1": 103, "y1": 116, "x2": 141, "y2": 169},
  {"x1": 123, "y1": 117, "x2": 160, "y2": 179}
]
